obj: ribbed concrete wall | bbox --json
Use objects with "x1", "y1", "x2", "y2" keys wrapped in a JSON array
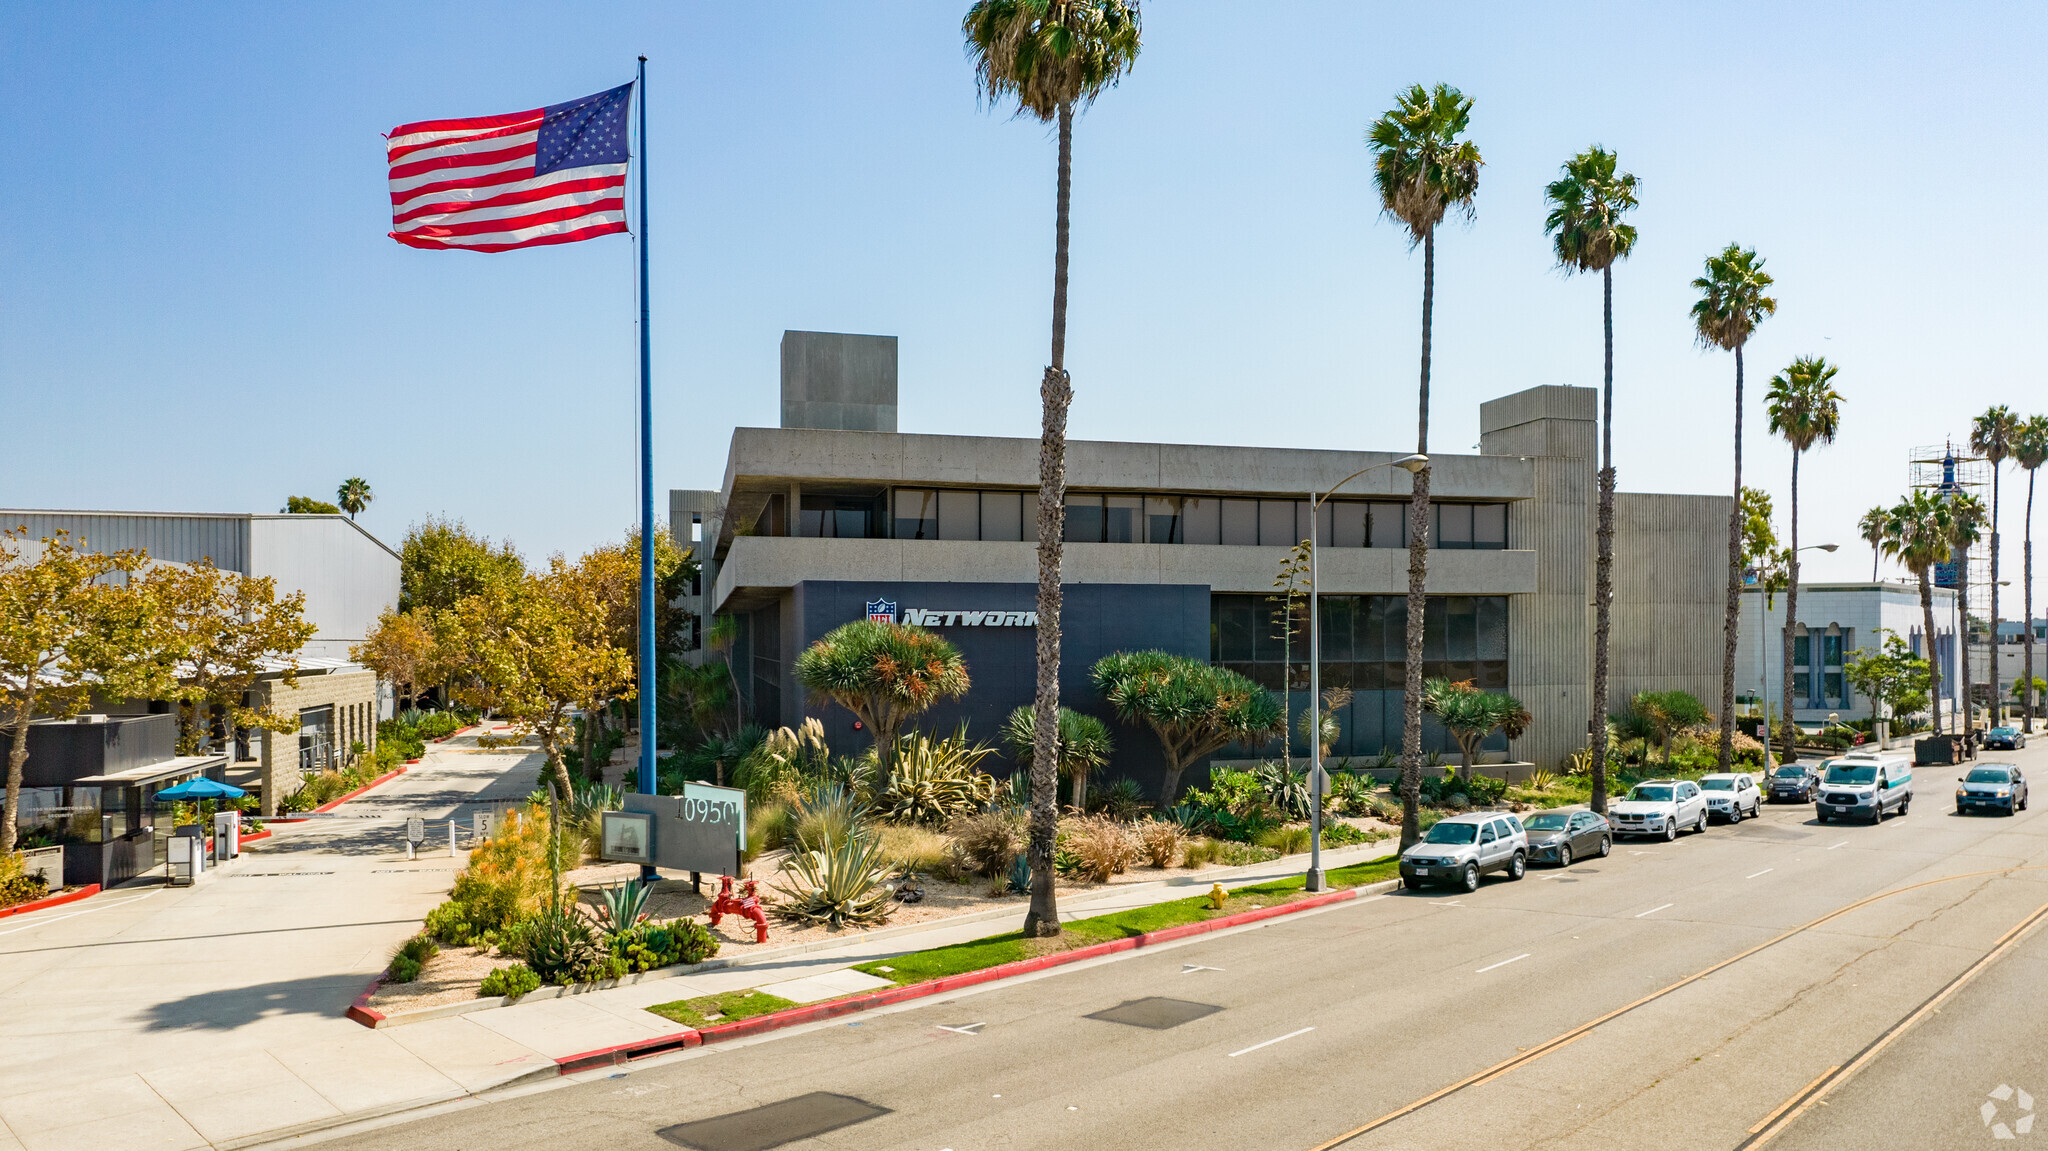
[{"x1": 1610, "y1": 492, "x2": 1731, "y2": 714}]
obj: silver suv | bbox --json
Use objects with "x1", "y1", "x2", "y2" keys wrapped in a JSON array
[{"x1": 1400, "y1": 812, "x2": 1529, "y2": 893}]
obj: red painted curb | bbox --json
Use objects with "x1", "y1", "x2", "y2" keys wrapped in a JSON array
[
  {"x1": 345, "y1": 971, "x2": 388, "y2": 1027},
  {"x1": 553, "y1": 883, "x2": 1371, "y2": 1071},
  {"x1": 240, "y1": 830, "x2": 272, "y2": 844},
  {"x1": 313, "y1": 766, "x2": 408, "y2": 813},
  {"x1": 0, "y1": 884, "x2": 102, "y2": 920}
]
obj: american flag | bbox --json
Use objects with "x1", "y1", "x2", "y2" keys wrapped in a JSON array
[{"x1": 386, "y1": 82, "x2": 633, "y2": 252}]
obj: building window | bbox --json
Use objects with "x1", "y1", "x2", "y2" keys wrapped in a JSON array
[
  {"x1": 804, "y1": 494, "x2": 880, "y2": 539},
  {"x1": 1065, "y1": 494, "x2": 1104, "y2": 542},
  {"x1": 893, "y1": 490, "x2": 935, "y2": 540},
  {"x1": 939, "y1": 491, "x2": 980, "y2": 541},
  {"x1": 1220, "y1": 499, "x2": 1258, "y2": 546},
  {"x1": 981, "y1": 491, "x2": 1026, "y2": 541},
  {"x1": 1104, "y1": 496, "x2": 1143, "y2": 543},
  {"x1": 751, "y1": 607, "x2": 781, "y2": 728}
]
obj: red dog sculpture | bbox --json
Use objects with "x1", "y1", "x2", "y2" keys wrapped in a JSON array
[{"x1": 708, "y1": 875, "x2": 768, "y2": 944}]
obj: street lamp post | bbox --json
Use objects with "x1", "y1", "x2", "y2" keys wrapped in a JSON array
[
  {"x1": 1767, "y1": 542, "x2": 1838, "y2": 771},
  {"x1": 1305, "y1": 453, "x2": 1427, "y2": 892}
]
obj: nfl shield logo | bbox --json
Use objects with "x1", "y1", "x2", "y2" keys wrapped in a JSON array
[{"x1": 866, "y1": 598, "x2": 897, "y2": 624}]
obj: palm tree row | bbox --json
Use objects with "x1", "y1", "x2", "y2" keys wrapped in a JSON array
[{"x1": 1966, "y1": 410, "x2": 2048, "y2": 733}]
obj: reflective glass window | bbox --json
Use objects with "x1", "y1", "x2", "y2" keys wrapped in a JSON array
[
  {"x1": 1105, "y1": 496, "x2": 1143, "y2": 543},
  {"x1": 1146, "y1": 496, "x2": 1185, "y2": 544},
  {"x1": 1331, "y1": 501, "x2": 1369, "y2": 548},
  {"x1": 1474, "y1": 503, "x2": 1507, "y2": 549},
  {"x1": 981, "y1": 491, "x2": 1024, "y2": 541},
  {"x1": 938, "y1": 491, "x2": 979, "y2": 541},
  {"x1": 1220, "y1": 500, "x2": 1258, "y2": 545},
  {"x1": 1181, "y1": 497, "x2": 1221, "y2": 544},
  {"x1": 1259, "y1": 500, "x2": 1301, "y2": 547},
  {"x1": 1369, "y1": 502, "x2": 1405, "y2": 548},
  {"x1": 1438, "y1": 503, "x2": 1473, "y2": 549},
  {"x1": 1065, "y1": 494, "x2": 1104, "y2": 543}
]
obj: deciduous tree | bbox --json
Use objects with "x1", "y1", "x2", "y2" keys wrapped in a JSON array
[
  {"x1": 140, "y1": 559, "x2": 316, "y2": 759},
  {"x1": 351, "y1": 608, "x2": 444, "y2": 710}
]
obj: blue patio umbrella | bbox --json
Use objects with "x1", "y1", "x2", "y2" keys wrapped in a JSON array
[{"x1": 154, "y1": 778, "x2": 246, "y2": 801}]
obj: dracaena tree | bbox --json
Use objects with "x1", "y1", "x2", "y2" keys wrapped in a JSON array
[
  {"x1": 1691, "y1": 244, "x2": 1777, "y2": 770},
  {"x1": 1091, "y1": 650, "x2": 1282, "y2": 806},
  {"x1": 0, "y1": 529, "x2": 167, "y2": 853},
  {"x1": 1002, "y1": 705, "x2": 1111, "y2": 811},
  {"x1": 1367, "y1": 82, "x2": 1482, "y2": 849},
  {"x1": 1420, "y1": 678, "x2": 1531, "y2": 783},
  {"x1": 1543, "y1": 144, "x2": 1638, "y2": 815},
  {"x1": 1971, "y1": 406, "x2": 2020, "y2": 725},
  {"x1": 2014, "y1": 415, "x2": 2048, "y2": 732},
  {"x1": 1765, "y1": 356, "x2": 1844, "y2": 760},
  {"x1": 793, "y1": 620, "x2": 969, "y2": 788},
  {"x1": 965, "y1": 0, "x2": 1141, "y2": 939}
]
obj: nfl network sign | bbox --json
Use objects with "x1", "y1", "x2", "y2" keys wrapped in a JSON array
[{"x1": 866, "y1": 598, "x2": 1037, "y2": 628}]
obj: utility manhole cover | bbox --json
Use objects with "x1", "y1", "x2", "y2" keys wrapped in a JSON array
[
  {"x1": 657, "y1": 1093, "x2": 890, "y2": 1151},
  {"x1": 1085, "y1": 997, "x2": 1222, "y2": 1030}
]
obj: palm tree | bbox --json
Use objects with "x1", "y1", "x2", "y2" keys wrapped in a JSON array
[
  {"x1": 1971, "y1": 407, "x2": 2019, "y2": 726},
  {"x1": 1883, "y1": 489, "x2": 1986, "y2": 734},
  {"x1": 1765, "y1": 357, "x2": 1844, "y2": 761},
  {"x1": 1542, "y1": 145, "x2": 1638, "y2": 816},
  {"x1": 336, "y1": 477, "x2": 373, "y2": 521},
  {"x1": 964, "y1": 0, "x2": 1141, "y2": 938},
  {"x1": 1859, "y1": 506, "x2": 1888, "y2": 582},
  {"x1": 2014, "y1": 415, "x2": 2048, "y2": 732},
  {"x1": 1367, "y1": 83, "x2": 1482, "y2": 849},
  {"x1": 1690, "y1": 244, "x2": 1777, "y2": 771}
]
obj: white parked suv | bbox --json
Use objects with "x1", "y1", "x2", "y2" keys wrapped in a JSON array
[
  {"x1": 1399, "y1": 812, "x2": 1529, "y2": 893},
  {"x1": 1607, "y1": 779, "x2": 1709, "y2": 841},
  {"x1": 1699, "y1": 773, "x2": 1763, "y2": 822}
]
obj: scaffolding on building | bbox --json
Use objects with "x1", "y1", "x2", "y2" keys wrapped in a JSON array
[{"x1": 1912, "y1": 441, "x2": 1992, "y2": 701}]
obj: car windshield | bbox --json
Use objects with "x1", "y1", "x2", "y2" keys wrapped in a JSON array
[
  {"x1": 1629, "y1": 786, "x2": 1675, "y2": 802},
  {"x1": 1423, "y1": 822, "x2": 1479, "y2": 845},
  {"x1": 1701, "y1": 778, "x2": 1736, "y2": 791},
  {"x1": 1966, "y1": 768, "x2": 2012, "y2": 783},
  {"x1": 1825, "y1": 764, "x2": 1878, "y2": 784},
  {"x1": 1773, "y1": 766, "x2": 1809, "y2": 778},
  {"x1": 1992, "y1": 728, "x2": 2016, "y2": 736},
  {"x1": 1524, "y1": 813, "x2": 1570, "y2": 830}
]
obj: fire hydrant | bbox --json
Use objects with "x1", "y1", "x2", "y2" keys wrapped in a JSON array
[
  {"x1": 1206, "y1": 883, "x2": 1229, "y2": 911},
  {"x1": 709, "y1": 875, "x2": 769, "y2": 943}
]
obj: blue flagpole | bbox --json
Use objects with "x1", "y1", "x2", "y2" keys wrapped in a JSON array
[{"x1": 635, "y1": 55, "x2": 658, "y2": 879}]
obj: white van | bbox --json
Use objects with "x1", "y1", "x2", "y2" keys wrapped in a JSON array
[{"x1": 1815, "y1": 752, "x2": 1913, "y2": 824}]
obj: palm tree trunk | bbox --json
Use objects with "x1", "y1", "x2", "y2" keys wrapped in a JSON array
[
  {"x1": 1990, "y1": 468, "x2": 2003, "y2": 726},
  {"x1": 1022, "y1": 103, "x2": 1074, "y2": 939},
  {"x1": 1921, "y1": 570, "x2": 1943, "y2": 736},
  {"x1": 1073, "y1": 767, "x2": 1088, "y2": 814},
  {"x1": 1590, "y1": 264, "x2": 1616, "y2": 815},
  {"x1": 1398, "y1": 228, "x2": 1436, "y2": 852},
  {"x1": 2026, "y1": 471, "x2": 2038, "y2": 733},
  {"x1": 1781, "y1": 450, "x2": 1801, "y2": 762},
  {"x1": 1718, "y1": 346, "x2": 1745, "y2": 772}
]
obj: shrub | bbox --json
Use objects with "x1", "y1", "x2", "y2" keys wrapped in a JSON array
[
  {"x1": 386, "y1": 934, "x2": 439, "y2": 983},
  {"x1": 791, "y1": 781, "x2": 868, "y2": 852},
  {"x1": 878, "y1": 824, "x2": 954, "y2": 879},
  {"x1": 1329, "y1": 771, "x2": 1372, "y2": 815},
  {"x1": 427, "y1": 804, "x2": 560, "y2": 945},
  {"x1": 1091, "y1": 777, "x2": 1148, "y2": 821},
  {"x1": 1182, "y1": 768, "x2": 1283, "y2": 841},
  {"x1": 1136, "y1": 819, "x2": 1183, "y2": 868},
  {"x1": 948, "y1": 810, "x2": 1025, "y2": 877},
  {"x1": 1181, "y1": 837, "x2": 1226, "y2": 868},
  {"x1": 771, "y1": 826, "x2": 896, "y2": 928},
  {"x1": 525, "y1": 909, "x2": 618, "y2": 985},
  {"x1": 1057, "y1": 815, "x2": 1139, "y2": 883},
  {"x1": 0, "y1": 852, "x2": 49, "y2": 909},
  {"x1": 1254, "y1": 763, "x2": 1314, "y2": 820},
  {"x1": 608, "y1": 917, "x2": 719, "y2": 973},
  {"x1": 870, "y1": 732, "x2": 1001, "y2": 826},
  {"x1": 1254, "y1": 826, "x2": 1311, "y2": 856},
  {"x1": 1320, "y1": 820, "x2": 1382, "y2": 848},
  {"x1": 479, "y1": 963, "x2": 543, "y2": 999},
  {"x1": 747, "y1": 801, "x2": 792, "y2": 856}
]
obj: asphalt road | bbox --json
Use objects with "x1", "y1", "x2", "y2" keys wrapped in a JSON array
[{"x1": 312, "y1": 745, "x2": 2048, "y2": 1151}]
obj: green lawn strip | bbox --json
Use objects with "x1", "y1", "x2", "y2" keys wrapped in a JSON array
[
  {"x1": 852, "y1": 854, "x2": 1401, "y2": 987},
  {"x1": 645, "y1": 989, "x2": 797, "y2": 1028}
]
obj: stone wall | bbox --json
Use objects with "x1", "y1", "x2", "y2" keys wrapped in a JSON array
[{"x1": 255, "y1": 668, "x2": 380, "y2": 816}]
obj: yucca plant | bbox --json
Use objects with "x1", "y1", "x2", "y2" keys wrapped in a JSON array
[
  {"x1": 770, "y1": 826, "x2": 897, "y2": 928},
  {"x1": 1092, "y1": 776, "x2": 1147, "y2": 821},
  {"x1": 871, "y1": 731, "x2": 1002, "y2": 826}
]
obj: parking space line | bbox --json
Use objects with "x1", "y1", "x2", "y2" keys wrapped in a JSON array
[
  {"x1": 1635, "y1": 903, "x2": 1673, "y2": 918},
  {"x1": 1229, "y1": 1027, "x2": 1315, "y2": 1057},
  {"x1": 1828, "y1": 841, "x2": 1849, "y2": 850},
  {"x1": 1475, "y1": 954, "x2": 1530, "y2": 974},
  {"x1": 1747, "y1": 868, "x2": 1774, "y2": 879}
]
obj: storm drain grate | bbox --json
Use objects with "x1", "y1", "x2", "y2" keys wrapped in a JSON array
[
  {"x1": 1085, "y1": 997, "x2": 1222, "y2": 1030},
  {"x1": 657, "y1": 1092, "x2": 890, "y2": 1151}
]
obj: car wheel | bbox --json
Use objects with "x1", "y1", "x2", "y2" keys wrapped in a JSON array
[
  {"x1": 1598, "y1": 835, "x2": 1612, "y2": 857},
  {"x1": 1696, "y1": 810, "x2": 1709, "y2": 834},
  {"x1": 1662, "y1": 820, "x2": 1677, "y2": 842},
  {"x1": 2007, "y1": 802, "x2": 2018, "y2": 817},
  {"x1": 1557, "y1": 844, "x2": 1574, "y2": 868},
  {"x1": 1817, "y1": 810, "x2": 1830, "y2": 823},
  {"x1": 1899, "y1": 796, "x2": 1910, "y2": 817},
  {"x1": 1728, "y1": 804, "x2": 1743, "y2": 824},
  {"x1": 1508, "y1": 851, "x2": 1526, "y2": 880},
  {"x1": 1460, "y1": 863, "x2": 1480, "y2": 893}
]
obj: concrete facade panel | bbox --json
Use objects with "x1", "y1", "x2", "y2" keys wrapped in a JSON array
[{"x1": 1608, "y1": 491, "x2": 1731, "y2": 715}]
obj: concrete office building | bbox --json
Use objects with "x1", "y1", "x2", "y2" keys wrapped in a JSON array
[
  {"x1": 2, "y1": 509, "x2": 401, "y2": 812},
  {"x1": 1737, "y1": 582, "x2": 1961, "y2": 727},
  {"x1": 674, "y1": 331, "x2": 1731, "y2": 793}
]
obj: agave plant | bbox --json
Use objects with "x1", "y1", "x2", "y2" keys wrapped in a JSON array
[
  {"x1": 770, "y1": 826, "x2": 896, "y2": 928},
  {"x1": 522, "y1": 909, "x2": 612, "y2": 985},
  {"x1": 570, "y1": 782, "x2": 623, "y2": 821},
  {"x1": 870, "y1": 731, "x2": 1002, "y2": 826},
  {"x1": 594, "y1": 879, "x2": 651, "y2": 933},
  {"x1": 1255, "y1": 763, "x2": 1314, "y2": 821}
]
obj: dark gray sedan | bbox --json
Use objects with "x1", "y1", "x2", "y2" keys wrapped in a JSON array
[{"x1": 1522, "y1": 809, "x2": 1613, "y2": 867}]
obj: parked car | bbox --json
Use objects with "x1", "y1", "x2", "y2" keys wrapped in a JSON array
[
  {"x1": 1766, "y1": 763, "x2": 1823, "y2": 803},
  {"x1": 1956, "y1": 764, "x2": 2028, "y2": 815},
  {"x1": 1399, "y1": 812, "x2": 1529, "y2": 892},
  {"x1": 1699, "y1": 773, "x2": 1763, "y2": 822},
  {"x1": 1984, "y1": 726, "x2": 2028, "y2": 751},
  {"x1": 1815, "y1": 753, "x2": 1913, "y2": 823},
  {"x1": 1521, "y1": 809, "x2": 1612, "y2": 866},
  {"x1": 1608, "y1": 779, "x2": 1709, "y2": 841}
]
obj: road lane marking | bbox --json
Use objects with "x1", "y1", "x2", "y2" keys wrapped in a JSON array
[
  {"x1": 1747, "y1": 868, "x2": 1775, "y2": 879},
  {"x1": 936, "y1": 1023, "x2": 986, "y2": 1035},
  {"x1": 1635, "y1": 903, "x2": 1673, "y2": 918},
  {"x1": 1181, "y1": 965, "x2": 1223, "y2": 974},
  {"x1": 1428, "y1": 900, "x2": 1463, "y2": 907},
  {"x1": 1475, "y1": 954, "x2": 1530, "y2": 974},
  {"x1": 1303, "y1": 863, "x2": 2048, "y2": 1151},
  {"x1": 1229, "y1": 1027, "x2": 1315, "y2": 1057},
  {"x1": 1828, "y1": 841, "x2": 1848, "y2": 850}
]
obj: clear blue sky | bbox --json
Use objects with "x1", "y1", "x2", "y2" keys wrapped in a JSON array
[{"x1": 5, "y1": 2, "x2": 2045, "y2": 595}]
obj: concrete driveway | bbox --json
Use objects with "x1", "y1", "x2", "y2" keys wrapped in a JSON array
[{"x1": 0, "y1": 728, "x2": 544, "y2": 1151}]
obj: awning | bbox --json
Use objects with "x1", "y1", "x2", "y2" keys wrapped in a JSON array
[{"x1": 70, "y1": 755, "x2": 229, "y2": 788}]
